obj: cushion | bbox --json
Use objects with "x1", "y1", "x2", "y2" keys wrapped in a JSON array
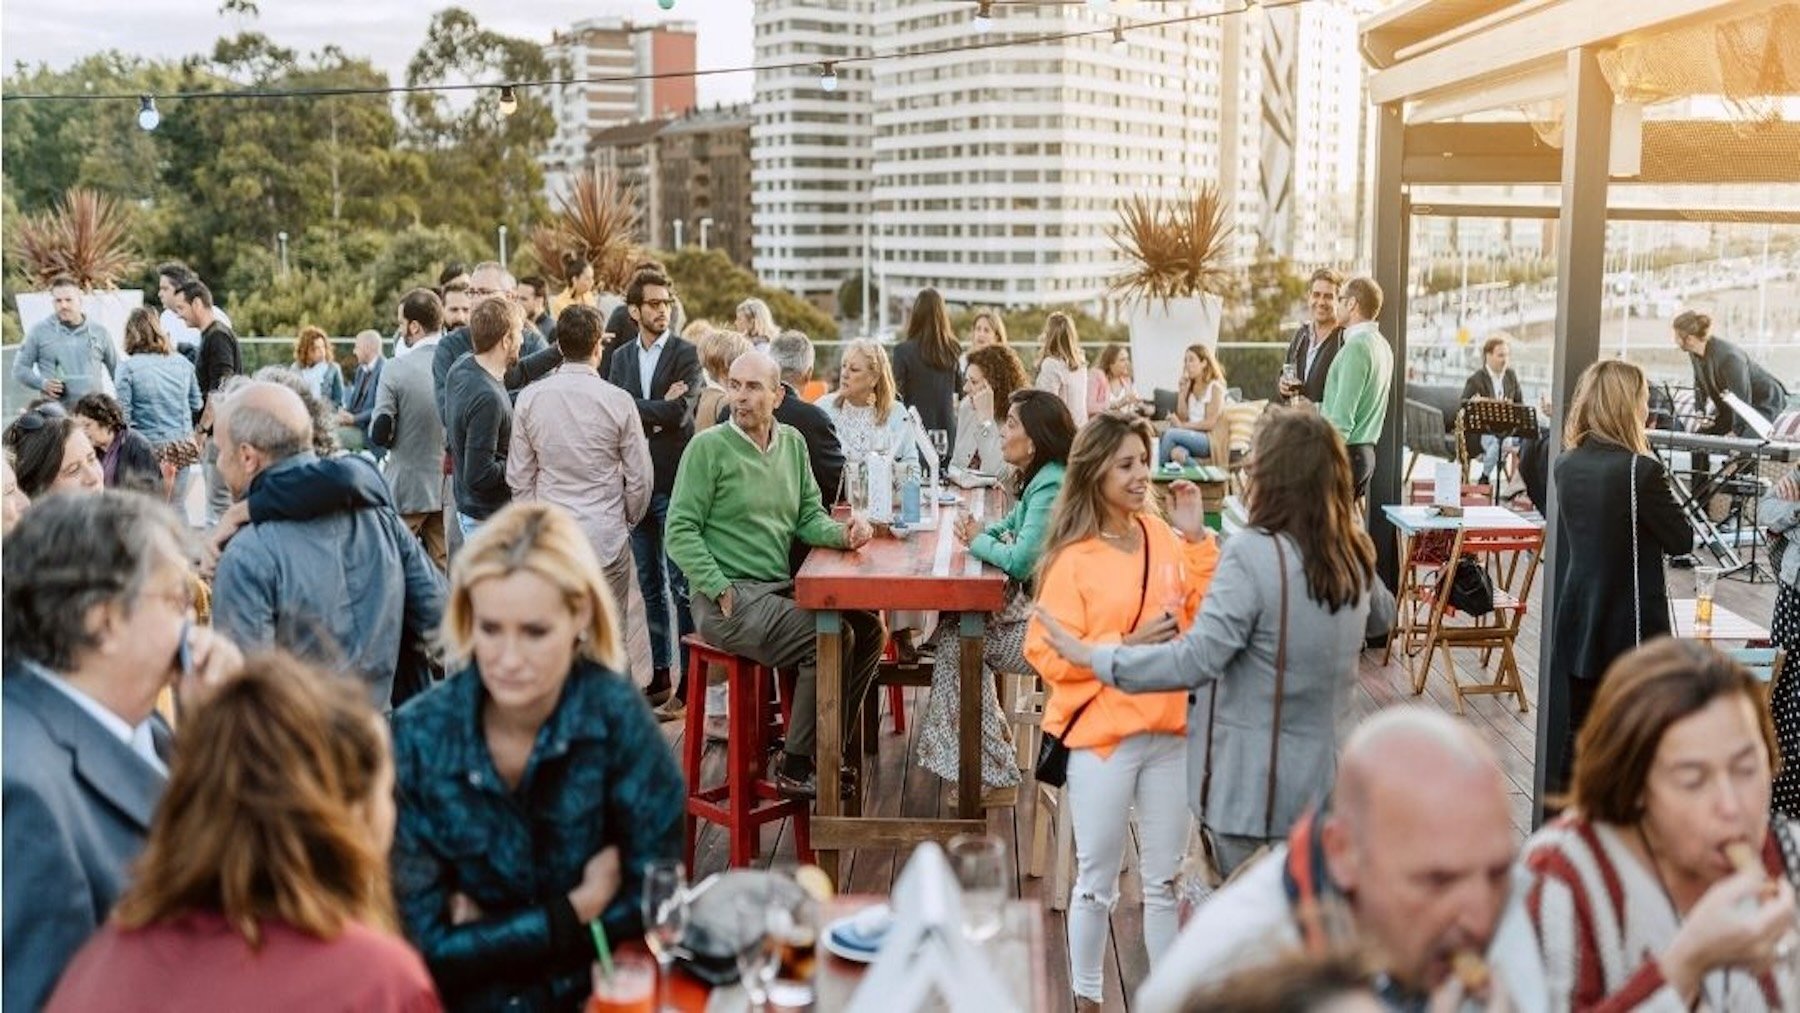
[
  {"x1": 1773, "y1": 410, "x2": 1800, "y2": 441},
  {"x1": 1152, "y1": 388, "x2": 1177, "y2": 421},
  {"x1": 1221, "y1": 400, "x2": 1268, "y2": 453}
]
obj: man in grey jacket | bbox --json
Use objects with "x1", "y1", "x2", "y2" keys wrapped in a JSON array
[
  {"x1": 372, "y1": 288, "x2": 450, "y2": 570},
  {"x1": 13, "y1": 275, "x2": 117, "y2": 409},
  {"x1": 210, "y1": 379, "x2": 445, "y2": 710}
]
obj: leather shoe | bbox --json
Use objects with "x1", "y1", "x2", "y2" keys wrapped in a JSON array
[{"x1": 773, "y1": 770, "x2": 817, "y2": 800}]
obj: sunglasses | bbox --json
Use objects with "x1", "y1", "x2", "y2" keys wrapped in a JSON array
[{"x1": 10, "y1": 406, "x2": 65, "y2": 432}]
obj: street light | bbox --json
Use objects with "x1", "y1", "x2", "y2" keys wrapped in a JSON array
[
  {"x1": 699, "y1": 217, "x2": 714, "y2": 252},
  {"x1": 498, "y1": 225, "x2": 509, "y2": 264},
  {"x1": 277, "y1": 231, "x2": 289, "y2": 276},
  {"x1": 673, "y1": 219, "x2": 685, "y2": 249}
]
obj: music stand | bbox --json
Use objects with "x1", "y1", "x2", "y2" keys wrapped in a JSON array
[{"x1": 1456, "y1": 400, "x2": 1539, "y2": 504}]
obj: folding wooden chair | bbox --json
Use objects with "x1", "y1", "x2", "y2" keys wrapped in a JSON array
[{"x1": 1413, "y1": 525, "x2": 1544, "y2": 714}]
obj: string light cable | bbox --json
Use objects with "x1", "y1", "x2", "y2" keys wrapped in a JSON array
[{"x1": 0, "y1": 0, "x2": 1301, "y2": 123}]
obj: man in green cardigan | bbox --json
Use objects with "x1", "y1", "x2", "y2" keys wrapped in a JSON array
[
  {"x1": 665, "y1": 351, "x2": 887, "y2": 799},
  {"x1": 1320, "y1": 276, "x2": 1394, "y2": 501}
]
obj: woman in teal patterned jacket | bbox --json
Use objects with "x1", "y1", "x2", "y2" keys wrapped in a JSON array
[
  {"x1": 916, "y1": 389, "x2": 1076, "y2": 793},
  {"x1": 391, "y1": 503, "x2": 683, "y2": 1011}
]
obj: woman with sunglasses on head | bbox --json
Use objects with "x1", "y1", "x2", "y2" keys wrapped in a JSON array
[
  {"x1": 72, "y1": 392, "x2": 164, "y2": 496},
  {"x1": 4, "y1": 405, "x2": 103, "y2": 499}
]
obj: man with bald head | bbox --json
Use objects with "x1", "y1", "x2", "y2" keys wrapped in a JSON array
[
  {"x1": 665, "y1": 351, "x2": 887, "y2": 799},
  {"x1": 210, "y1": 378, "x2": 445, "y2": 710},
  {"x1": 1137, "y1": 707, "x2": 1547, "y2": 1013}
]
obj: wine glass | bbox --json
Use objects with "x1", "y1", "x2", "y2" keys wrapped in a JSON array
[
  {"x1": 640, "y1": 859, "x2": 687, "y2": 1013},
  {"x1": 845, "y1": 460, "x2": 871, "y2": 522},
  {"x1": 949, "y1": 835, "x2": 1007, "y2": 943},
  {"x1": 733, "y1": 895, "x2": 778, "y2": 1012},
  {"x1": 928, "y1": 428, "x2": 949, "y2": 462},
  {"x1": 1158, "y1": 562, "x2": 1186, "y2": 617},
  {"x1": 765, "y1": 880, "x2": 820, "y2": 1008}
]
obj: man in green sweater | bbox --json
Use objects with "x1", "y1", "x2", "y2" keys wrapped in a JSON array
[
  {"x1": 1320, "y1": 276, "x2": 1394, "y2": 501},
  {"x1": 665, "y1": 351, "x2": 886, "y2": 799}
]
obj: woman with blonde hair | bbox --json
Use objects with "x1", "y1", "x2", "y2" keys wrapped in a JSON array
[
  {"x1": 967, "y1": 310, "x2": 1009, "y2": 353},
  {"x1": 48, "y1": 653, "x2": 439, "y2": 1011},
  {"x1": 818, "y1": 338, "x2": 914, "y2": 460},
  {"x1": 390, "y1": 503, "x2": 683, "y2": 1011},
  {"x1": 735, "y1": 297, "x2": 778, "y2": 347},
  {"x1": 1158, "y1": 343, "x2": 1227, "y2": 466},
  {"x1": 1543, "y1": 359, "x2": 1693, "y2": 796},
  {"x1": 695, "y1": 328, "x2": 753, "y2": 433},
  {"x1": 1025, "y1": 412, "x2": 1220, "y2": 1010},
  {"x1": 1034, "y1": 311, "x2": 1090, "y2": 429},
  {"x1": 293, "y1": 326, "x2": 346, "y2": 407}
]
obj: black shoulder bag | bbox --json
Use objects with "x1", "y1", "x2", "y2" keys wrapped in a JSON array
[{"x1": 1034, "y1": 517, "x2": 1152, "y2": 788}]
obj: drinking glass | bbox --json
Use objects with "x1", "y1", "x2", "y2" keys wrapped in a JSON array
[
  {"x1": 948, "y1": 834, "x2": 1007, "y2": 943},
  {"x1": 765, "y1": 881, "x2": 820, "y2": 1008},
  {"x1": 588, "y1": 953, "x2": 656, "y2": 1013},
  {"x1": 639, "y1": 859, "x2": 687, "y2": 1013},
  {"x1": 1280, "y1": 362, "x2": 1298, "y2": 386},
  {"x1": 845, "y1": 460, "x2": 871, "y2": 522},
  {"x1": 1693, "y1": 566, "x2": 1721, "y2": 627},
  {"x1": 732, "y1": 896, "x2": 778, "y2": 1012},
  {"x1": 1158, "y1": 562, "x2": 1186, "y2": 617},
  {"x1": 928, "y1": 428, "x2": 949, "y2": 461}
]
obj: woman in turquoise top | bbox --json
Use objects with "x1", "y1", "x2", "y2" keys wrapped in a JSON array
[{"x1": 917, "y1": 389, "x2": 1077, "y2": 791}]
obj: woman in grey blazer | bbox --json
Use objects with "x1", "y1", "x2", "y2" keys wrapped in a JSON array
[{"x1": 1038, "y1": 409, "x2": 1394, "y2": 875}]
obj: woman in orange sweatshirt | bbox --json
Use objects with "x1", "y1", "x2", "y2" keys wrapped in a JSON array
[{"x1": 1026, "y1": 412, "x2": 1219, "y2": 1012}]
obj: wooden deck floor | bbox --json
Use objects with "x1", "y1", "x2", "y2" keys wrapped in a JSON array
[{"x1": 660, "y1": 561, "x2": 1779, "y2": 1011}]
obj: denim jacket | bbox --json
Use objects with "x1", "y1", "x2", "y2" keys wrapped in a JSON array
[{"x1": 391, "y1": 660, "x2": 684, "y2": 1012}]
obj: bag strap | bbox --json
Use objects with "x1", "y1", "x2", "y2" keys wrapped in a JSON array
[
  {"x1": 1629, "y1": 453, "x2": 1642, "y2": 646},
  {"x1": 1266, "y1": 534, "x2": 1291, "y2": 838},
  {"x1": 1065, "y1": 516, "x2": 1155, "y2": 739}
]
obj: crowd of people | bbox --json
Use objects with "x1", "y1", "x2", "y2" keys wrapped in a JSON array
[{"x1": 3, "y1": 258, "x2": 1798, "y2": 1013}]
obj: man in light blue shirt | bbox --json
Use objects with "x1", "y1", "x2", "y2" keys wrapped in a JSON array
[{"x1": 13, "y1": 276, "x2": 117, "y2": 409}]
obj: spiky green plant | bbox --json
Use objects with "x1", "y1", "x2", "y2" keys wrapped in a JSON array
[
  {"x1": 531, "y1": 168, "x2": 643, "y2": 292},
  {"x1": 10, "y1": 188, "x2": 141, "y2": 289},
  {"x1": 1109, "y1": 183, "x2": 1233, "y2": 306}
]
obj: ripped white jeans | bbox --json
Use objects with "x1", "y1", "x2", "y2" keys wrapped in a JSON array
[{"x1": 1065, "y1": 732, "x2": 1191, "y2": 1002}]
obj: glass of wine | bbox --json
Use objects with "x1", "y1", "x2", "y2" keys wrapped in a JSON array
[
  {"x1": 639, "y1": 859, "x2": 687, "y2": 1013},
  {"x1": 1159, "y1": 561, "x2": 1186, "y2": 617},
  {"x1": 948, "y1": 834, "x2": 1008, "y2": 943},
  {"x1": 765, "y1": 880, "x2": 819, "y2": 1008},
  {"x1": 845, "y1": 460, "x2": 871, "y2": 523},
  {"x1": 928, "y1": 428, "x2": 949, "y2": 461}
]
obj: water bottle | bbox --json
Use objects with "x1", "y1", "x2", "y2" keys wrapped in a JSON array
[{"x1": 899, "y1": 459, "x2": 922, "y2": 526}]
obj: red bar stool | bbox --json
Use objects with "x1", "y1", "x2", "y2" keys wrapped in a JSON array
[{"x1": 680, "y1": 634, "x2": 813, "y2": 869}]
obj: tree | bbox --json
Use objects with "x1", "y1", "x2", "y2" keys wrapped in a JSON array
[
  {"x1": 662, "y1": 248, "x2": 838, "y2": 340},
  {"x1": 1229, "y1": 255, "x2": 1307, "y2": 343}
]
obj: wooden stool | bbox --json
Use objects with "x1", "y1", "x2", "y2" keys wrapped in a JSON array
[
  {"x1": 681, "y1": 635, "x2": 812, "y2": 869},
  {"x1": 1028, "y1": 780, "x2": 1075, "y2": 912}
]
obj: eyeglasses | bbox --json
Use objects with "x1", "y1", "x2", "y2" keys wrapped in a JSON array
[{"x1": 637, "y1": 298, "x2": 674, "y2": 311}]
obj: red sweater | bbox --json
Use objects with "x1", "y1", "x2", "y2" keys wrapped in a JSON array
[{"x1": 47, "y1": 912, "x2": 441, "y2": 1013}]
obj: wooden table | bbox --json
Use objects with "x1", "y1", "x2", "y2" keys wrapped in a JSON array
[
  {"x1": 660, "y1": 895, "x2": 1050, "y2": 1011},
  {"x1": 1668, "y1": 598, "x2": 1770, "y2": 642},
  {"x1": 796, "y1": 488, "x2": 1009, "y2": 884}
]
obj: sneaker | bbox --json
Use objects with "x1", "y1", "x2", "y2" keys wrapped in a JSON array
[
  {"x1": 643, "y1": 668, "x2": 673, "y2": 708},
  {"x1": 653, "y1": 698, "x2": 686, "y2": 723}
]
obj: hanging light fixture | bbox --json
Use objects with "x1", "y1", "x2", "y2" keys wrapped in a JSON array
[
  {"x1": 657, "y1": 0, "x2": 676, "y2": 9},
  {"x1": 498, "y1": 85, "x2": 519, "y2": 117},
  {"x1": 1111, "y1": 25, "x2": 1128, "y2": 52},
  {"x1": 819, "y1": 61, "x2": 839, "y2": 93},
  {"x1": 974, "y1": 0, "x2": 993, "y2": 34},
  {"x1": 136, "y1": 95, "x2": 160, "y2": 131}
]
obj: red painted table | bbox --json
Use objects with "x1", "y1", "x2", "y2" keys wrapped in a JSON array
[{"x1": 795, "y1": 488, "x2": 1009, "y2": 883}]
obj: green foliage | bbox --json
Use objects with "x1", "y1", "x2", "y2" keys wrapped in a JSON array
[
  {"x1": 663, "y1": 248, "x2": 839, "y2": 340},
  {"x1": 1227, "y1": 255, "x2": 1307, "y2": 344},
  {"x1": 836, "y1": 273, "x2": 865, "y2": 321},
  {"x1": 367, "y1": 224, "x2": 486, "y2": 313},
  {"x1": 232, "y1": 260, "x2": 378, "y2": 338}
]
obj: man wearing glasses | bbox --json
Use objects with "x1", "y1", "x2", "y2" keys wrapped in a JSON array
[
  {"x1": 607, "y1": 269, "x2": 704, "y2": 709},
  {"x1": 429, "y1": 262, "x2": 549, "y2": 425}
]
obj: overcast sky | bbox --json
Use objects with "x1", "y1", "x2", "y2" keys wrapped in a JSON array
[{"x1": 1, "y1": 0, "x2": 755, "y2": 104}]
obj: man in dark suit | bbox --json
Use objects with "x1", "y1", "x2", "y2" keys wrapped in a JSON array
[
  {"x1": 1460, "y1": 334, "x2": 1525, "y2": 484},
  {"x1": 1, "y1": 493, "x2": 243, "y2": 1010},
  {"x1": 608, "y1": 269, "x2": 704, "y2": 705},
  {"x1": 337, "y1": 329, "x2": 386, "y2": 456},
  {"x1": 1278, "y1": 267, "x2": 1346, "y2": 405}
]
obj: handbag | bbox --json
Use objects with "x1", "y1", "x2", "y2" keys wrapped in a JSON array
[
  {"x1": 1034, "y1": 517, "x2": 1152, "y2": 788},
  {"x1": 1448, "y1": 555, "x2": 1495, "y2": 616}
]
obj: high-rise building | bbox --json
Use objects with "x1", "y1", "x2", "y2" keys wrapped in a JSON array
[
  {"x1": 868, "y1": 1, "x2": 1223, "y2": 314},
  {"x1": 750, "y1": 1, "x2": 876, "y2": 310},
  {"x1": 542, "y1": 18, "x2": 697, "y2": 200},
  {"x1": 658, "y1": 106, "x2": 756, "y2": 268}
]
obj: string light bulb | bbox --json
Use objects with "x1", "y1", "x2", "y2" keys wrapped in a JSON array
[
  {"x1": 658, "y1": 0, "x2": 676, "y2": 9},
  {"x1": 974, "y1": 1, "x2": 993, "y2": 34},
  {"x1": 498, "y1": 85, "x2": 518, "y2": 117},
  {"x1": 1111, "y1": 25, "x2": 1128, "y2": 52},
  {"x1": 136, "y1": 95, "x2": 160, "y2": 131},
  {"x1": 819, "y1": 61, "x2": 839, "y2": 92}
]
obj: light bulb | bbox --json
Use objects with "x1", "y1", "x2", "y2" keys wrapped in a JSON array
[
  {"x1": 1087, "y1": 0, "x2": 1111, "y2": 12},
  {"x1": 498, "y1": 85, "x2": 518, "y2": 118},
  {"x1": 974, "y1": 1, "x2": 993, "y2": 34},
  {"x1": 820, "y1": 62, "x2": 839, "y2": 92},
  {"x1": 1112, "y1": 26, "x2": 1127, "y2": 52},
  {"x1": 137, "y1": 95, "x2": 160, "y2": 132},
  {"x1": 658, "y1": 0, "x2": 676, "y2": 9}
]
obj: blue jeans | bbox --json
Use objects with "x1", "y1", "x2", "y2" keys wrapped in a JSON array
[
  {"x1": 1158, "y1": 428, "x2": 1212, "y2": 466},
  {"x1": 456, "y1": 511, "x2": 482, "y2": 539},
  {"x1": 631, "y1": 492, "x2": 692, "y2": 674},
  {"x1": 1478, "y1": 434, "x2": 1519, "y2": 478}
]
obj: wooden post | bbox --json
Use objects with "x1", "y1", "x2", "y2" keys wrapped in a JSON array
[
  {"x1": 815, "y1": 609, "x2": 845, "y2": 884},
  {"x1": 1371, "y1": 100, "x2": 1411, "y2": 589}
]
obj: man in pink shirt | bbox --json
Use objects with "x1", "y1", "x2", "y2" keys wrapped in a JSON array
[{"x1": 507, "y1": 304, "x2": 656, "y2": 688}]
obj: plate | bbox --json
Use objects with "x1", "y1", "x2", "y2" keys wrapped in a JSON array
[
  {"x1": 821, "y1": 906, "x2": 892, "y2": 963},
  {"x1": 936, "y1": 490, "x2": 963, "y2": 505}
]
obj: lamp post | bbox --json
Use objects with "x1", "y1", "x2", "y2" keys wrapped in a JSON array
[
  {"x1": 673, "y1": 219, "x2": 685, "y2": 249},
  {"x1": 700, "y1": 217, "x2": 713, "y2": 252},
  {"x1": 498, "y1": 225, "x2": 509, "y2": 265},
  {"x1": 277, "y1": 231, "x2": 289, "y2": 276}
]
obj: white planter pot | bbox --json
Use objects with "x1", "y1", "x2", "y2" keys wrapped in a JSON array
[{"x1": 1125, "y1": 294, "x2": 1223, "y2": 399}]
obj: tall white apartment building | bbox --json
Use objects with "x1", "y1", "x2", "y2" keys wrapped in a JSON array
[
  {"x1": 751, "y1": 2, "x2": 875, "y2": 307},
  {"x1": 542, "y1": 18, "x2": 696, "y2": 200},
  {"x1": 869, "y1": 1, "x2": 1224, "y2": 312}
]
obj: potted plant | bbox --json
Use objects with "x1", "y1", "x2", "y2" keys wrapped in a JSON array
[
  {"x1": 1109, "y1": 183, "x2": 1232, "y2": 394},
  {"x1": 9, "y1": 187, "x2": 145, "y2": 369},
  {"x1": 529, "y1": 167, "x2": 644, "y2": 299}
]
